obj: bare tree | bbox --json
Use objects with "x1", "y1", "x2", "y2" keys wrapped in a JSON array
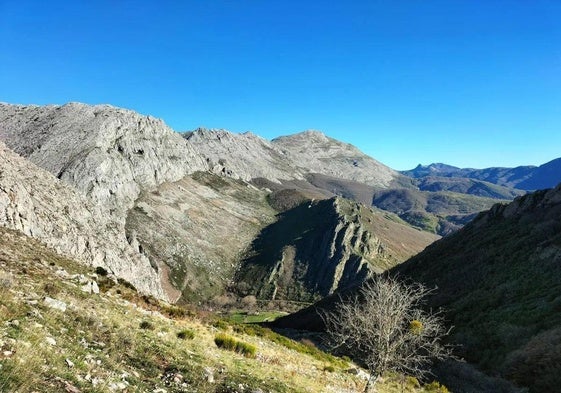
[{"x1": 322, "y1": 276, "x2": 452, "y2": 392}]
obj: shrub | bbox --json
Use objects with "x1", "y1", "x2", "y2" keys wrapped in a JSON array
[
  {"x1": 212, "y1": 319, "x2": 230, "y2": 331},
  {"x1": 0, "y1": 271, "x2": 14, "y2": 290},
  {"x1": 214, "y1": 333, "x2": 257, "y2": 358},
  {"x1": 177, "y1": 329, "x2": 195, "y2": 340},
  {"x1": 424, "y1": 381, "x2": 450, "y2": 393},
  {"x1": 95, "y1": 266, "x2": 109, "y2": 276},
  {"x1": 139, "y1": 320, "x2": 154, "y2": 330},
  {"x1": 43, "y1": 282, "x2": 59, "y2": 296}
]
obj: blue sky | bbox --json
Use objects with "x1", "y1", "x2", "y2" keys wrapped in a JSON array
[{"x1": 1, "y1": 1, "x2": 560, "y2": 170}]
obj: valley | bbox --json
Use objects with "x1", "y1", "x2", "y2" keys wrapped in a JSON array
[{"x1": 1, "y1": 102, "x2": 560, "y2": 392}]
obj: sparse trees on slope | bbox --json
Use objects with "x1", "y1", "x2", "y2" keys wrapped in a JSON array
[{"x1": 323, "y1": 276, "x2": 452, "y2": 392}]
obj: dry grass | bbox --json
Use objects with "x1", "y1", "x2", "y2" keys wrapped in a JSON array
[{"x1": 0, "y1": 227, "x2": 448, "y2": 392}]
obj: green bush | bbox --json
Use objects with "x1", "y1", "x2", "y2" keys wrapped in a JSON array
[
  {"x1": 212, "y1": 319, "x2": 230, "y2": 331},
  {"x1": 214, "y1": 333, "x2": 257, "y2": 358},
  {"x1": 139, "y1": 320, "x2": 154, "y2": 330},
  {"x1": 177, "y1": 329, "x2": 195, "y2": 340},
  {"x1": 95, "y1": 266, "x2": 108, "y2": 276},
  {"x1": 424, "y1": 381, "x2": 450, "y2": 393}
]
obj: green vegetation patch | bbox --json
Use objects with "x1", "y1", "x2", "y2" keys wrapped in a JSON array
[{"x1": 214, "y1": 333, "x2": 257, "y2": 358}]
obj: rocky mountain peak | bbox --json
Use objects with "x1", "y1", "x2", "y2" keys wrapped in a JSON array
[{"x1": 0, "y1": 103, "x2": 209, "y2": 218}]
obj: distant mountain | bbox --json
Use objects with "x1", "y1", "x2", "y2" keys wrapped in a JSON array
[
  {"x1": 403, "y1": 159, "x2": 561, "y2": 191},
  {"x1": 185, "y1": 128, "x2": 410, "y2": 188}
]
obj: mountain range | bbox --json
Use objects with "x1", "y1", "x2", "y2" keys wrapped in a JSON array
[{"x1": 1, "y1": 101, "x2": 560, "y2": 392}]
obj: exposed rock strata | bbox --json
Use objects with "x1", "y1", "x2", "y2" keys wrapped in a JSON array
[
  {"x1": 0, "y1": 102, "x2": 209, "y2": 218},
  {"x1": 236, "y1": 197, "x2": 438, "y2": 302},
  {"x1": 0, "y1": 141, "x2": 164, "y2": 297}
]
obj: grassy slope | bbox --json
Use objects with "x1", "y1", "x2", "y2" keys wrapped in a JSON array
[
  {"x1": 0, "y1": 227, "x2": 446, "y2": 393},
  {"x1": 125, "y1": 171, "x2": 277, "y2": 302},
  {"x1": 392, "y1": 186, "x2": 561, "y2": 392}
]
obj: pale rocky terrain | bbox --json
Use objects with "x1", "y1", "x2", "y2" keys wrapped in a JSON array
[
  {"x1": 0, "y1": 102, "x2": 437, "y2": 305},
  {"x1": 184, "y1": 128, "x2": 302, "y2": 183},
  {"x1": 0, "y1": 141, "x2": 163, "y2": 297},
  {"x1": 0, "y1": 102, "x2": 209, "y2": 219},
  {"x1": 186, "y1": 128, "x2": 407, "y2": 188},
  {"x1": 126, "y1": 171, "x2": 278, "y2": 302},
  {"x1": 272, "y1": 130, "x2": 402, "y2": 188}
]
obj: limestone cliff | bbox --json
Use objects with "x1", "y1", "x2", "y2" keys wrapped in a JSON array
[
  {"x1": 0, "y1": 102, "x2": 209, "y2": 218},
  {"x1": 0, "y1": 141, "x2": 164, "y2": 297}
]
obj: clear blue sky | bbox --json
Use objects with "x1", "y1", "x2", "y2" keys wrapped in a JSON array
[{"x1": 1, "y1": 1, "x2": 560, "y2": 170}]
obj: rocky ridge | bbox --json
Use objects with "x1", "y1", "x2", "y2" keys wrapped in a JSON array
[
  {"x1": 186, "y1": 128, "x2": 406, "y2": 188},
  {"x1": 0, "y1": 141, "x2": 163, "y2": 297},
  {"x1": 0, "y1": 102, "x2": 209, "y2": 219},
  {"x1": 272, "y1": 130, "x2": 401, "y2": 188},
  {"x1": 236, "y1": 197, "x2": 438, "y2": 302}
]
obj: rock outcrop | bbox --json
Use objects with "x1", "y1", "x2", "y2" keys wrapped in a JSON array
[
  {"x1": 272, "y1": 130, "x2": 403, "y2": 188},
  {"x1": 0, "y1": 141, "x2": 164, "y2": 297},
  {"x1": 235, "y1": 197, "x2": 438, "y2": 302},
  {"x1": 0, "y1": 102, "x2": 209, "y2": 218}
]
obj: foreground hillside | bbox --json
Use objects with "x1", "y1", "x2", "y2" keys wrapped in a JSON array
[
  {"x1": 0, "y1": 227, "x2": 448, "y2": 393},
  {"x1": 273, "y1": 184, "x2": 561, "y2": 392},
  {"x1": 394, "y1": 184, "x2": 561, "y2": 392}
]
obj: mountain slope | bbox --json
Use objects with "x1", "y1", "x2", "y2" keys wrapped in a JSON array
[
  {"x1": 272, "y1": 130, "x2": 408, "y2": 188},
  {"x1": 125, "y1": 171, "x2": 277, "y2": 302},
  {"x1": 0, "y1": 141, "x2": 163, "y2": 297},
  {"x1": 0, "y1": 226, "x2": 367, "y2": 393},
  {"x1": 184, "y1": 128, "x2": 302, "y2": 183},
  {"x1": 371, "y1": 188, "x2": 505, "y2": 235},
  {"x1": 0, "y1": 102, "x2": 209, "y2": 218},
  {"x1": 390, "y1": 184, "x2": 561, "y2": 392},
  {"x1": 272, "y1": 185, "x2": 561, "y2": 391},
  {"x1": 235, "y1": 197, "x2": 438, "y2": 303}
]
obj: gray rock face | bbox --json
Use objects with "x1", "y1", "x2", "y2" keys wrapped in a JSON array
[
  {"x1": 184, "y1": 128, "x2": 303, "y2": 183},
  {"x1": 186, "y1": 128, "x2": 403, "y2": 187},
  {"x1": 0, "y1": 102, "x2": 209, "y2": 218},
  {"x1": 0, "y1": 141, "x2": 164, "y2": 297},
  {"x1": 272, "y1": 130, "x2": 399, "y2": 188}
]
